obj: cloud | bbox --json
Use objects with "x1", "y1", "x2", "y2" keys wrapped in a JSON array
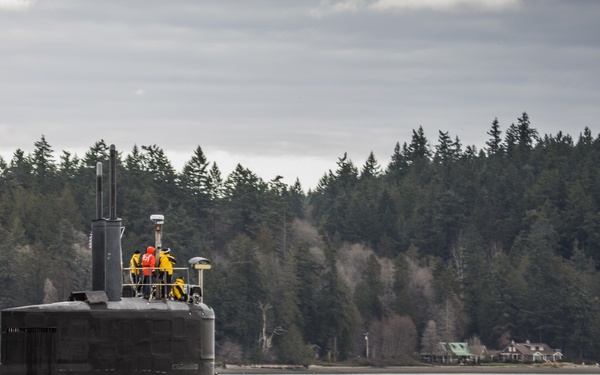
[
  {"x1": 0, "y1": 0, "x2": 35, "y2": 11},
  {"x1": 370, "y1": 0, "x2": 521, "y2": 12},
  {"x1": 311, "y1": 0, "x2": 365, "y2": 16},
  {"x1": 0, "y1": 1, "x2": 597, "y2": 191},
  {"x1": 312, "y1": 0, "x2": 521, "y2": 15}
]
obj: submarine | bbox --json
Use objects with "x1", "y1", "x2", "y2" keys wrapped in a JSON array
[{"x1": 0, "y1": 145, "x2": 215, "y2": 374}]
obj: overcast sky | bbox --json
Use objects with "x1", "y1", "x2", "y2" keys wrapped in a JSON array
[{"x1": 1, "y1": 0, "x2": 599, "y2": 190}]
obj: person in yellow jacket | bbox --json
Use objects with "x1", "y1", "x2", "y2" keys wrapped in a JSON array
[
  {"x1": 158, "y1": 248, "x2": 177, "y2": 297},
  {"x1": 169, "y1": 277, "x2": 188, "y2": 302},
  {"x1": 129, "y1": 250, "x2": 142, "y2": 295}
]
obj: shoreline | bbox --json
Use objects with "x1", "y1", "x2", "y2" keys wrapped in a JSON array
[{"x1": 217, "y1": 364, "x2": 600, "y2": 374}]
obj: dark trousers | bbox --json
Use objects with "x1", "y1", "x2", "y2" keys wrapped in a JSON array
[
  {"x1": 131, "y1": 273, "x2": 141, "y2": 293},
  {"x1": 158, "y1": 273, "x2": 173, "y2": 298},
  {"x1": 165, "y1": 273, "x2": 173, "y2": 296},
  {"x1": 142, "y1": 275, "x2": 154, "y2": 297}
]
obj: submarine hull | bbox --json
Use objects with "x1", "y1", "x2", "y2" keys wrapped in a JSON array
[{"x1": 1, "y1": 297, "x2": 215, "y2": 374}]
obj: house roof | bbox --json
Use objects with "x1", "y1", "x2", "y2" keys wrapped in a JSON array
[
  {"x1": 442, "y1": 342, "x2": 473, "y2": 356},
  {"x1": 523, "y1": 343, "x2": 554, "y2": 353},
  {"x1": 502, "y1": 342, "x2": 562, "y2": 357},
  {"x1": 469, "y1": 345, "x2": 488, "y2": 356}
]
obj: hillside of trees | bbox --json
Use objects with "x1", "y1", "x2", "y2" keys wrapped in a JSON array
[{"x1": 2, "y1": 112, "x2": 600, "y2": 364}]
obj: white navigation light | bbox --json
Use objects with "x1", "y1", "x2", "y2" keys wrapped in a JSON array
[
  {"x1": 189, "y1": 256, "x2": 211, "y2": 304},
  {"x1": 150, "y1": 214, "x2": 164, "y2": 224},
  {"x1": 189, "y1": 256, "x2": 211, "y2": 270}
]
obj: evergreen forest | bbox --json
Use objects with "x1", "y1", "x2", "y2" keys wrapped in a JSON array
[{"x1": 2, "y1": 112, "x2": 600, "y2": 364}]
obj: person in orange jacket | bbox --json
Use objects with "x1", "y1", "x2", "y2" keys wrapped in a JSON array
[{"x1": 141, "y1": 246, "x2": 156, "y2": 299}]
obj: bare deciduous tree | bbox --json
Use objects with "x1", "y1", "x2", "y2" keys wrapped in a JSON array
[
  {"x1": 258, "y1": 301, "x2": 284, "y2": 356},
  {"x1": 467, "y1": 334, "x2": 482, "y2": 346},
  {"x1": 217, "y1": 339, "x2": 243, "y2": 366},
  {"x1": 378, "y1": 257, "x2": 397, "y2": 316},
  {"x1": 435, "y1": 298, "x2": 457, "y2": 342},
  {"x1": 434, "y1": 294, "x2": 467, "y2": 342},
  {"x1": 43, "y1": 278, "x2": 58, "y2": 304},
  {"x1": 406, "y1": 257, "x2": 435, "y2": 328},
  {"x1": 370, "y1": 314, "x2": 417, "y2": 359},
  {"x1": 421, "y1": 320, "x2": 440, "y2": 362},
  {"x1": 337, "y1": 243, "x2": 373, "y2": 293},
  {"x1": 408, "y1": 258, "x2": 434, "y2": 300}
]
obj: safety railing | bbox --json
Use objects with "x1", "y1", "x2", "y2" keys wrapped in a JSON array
[{"x1": 122, "y1": 266, "x2": 202, "y2": 303}]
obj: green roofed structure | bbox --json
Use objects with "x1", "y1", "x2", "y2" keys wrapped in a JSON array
[{"x1": 420, "y1": 342, "x2": 474, "y2": 364}]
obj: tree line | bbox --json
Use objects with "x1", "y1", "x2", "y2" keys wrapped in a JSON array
[{"x1": 1, "y1": 112, "x2": 600, "y2": 364}]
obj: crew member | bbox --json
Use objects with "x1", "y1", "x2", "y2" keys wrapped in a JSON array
[
  {"x1": 141, "y1": 246, "x2": 156, "y2": 299},
  {"x1": 129, "y1": 250, "x2": 142, "y2": 295},
  {"x1": 169, "y1": 277, "x2": 188, "y2": 302},
  {"x1": 158, "y1": 247, "x2": 177, "y2": 297}
]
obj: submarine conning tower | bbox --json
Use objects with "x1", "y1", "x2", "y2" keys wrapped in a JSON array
[{"x1": 91, "y1": 144, "x2": 122, "y2": 301}]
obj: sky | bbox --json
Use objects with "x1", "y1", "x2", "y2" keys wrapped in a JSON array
[{"x1": 1, "y1": 0, "x2": 599, "y2": 191}]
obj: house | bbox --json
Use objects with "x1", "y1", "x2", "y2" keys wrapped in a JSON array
[
  {"x1": 487, "y1": 349, "x2": 502, "y2": 362},
  {"x1": 420, "y1": 342, "x2": 474, "y2": 363},
  {"x1": 468, "y1": 344, "x2": 489, "y2": 363},
  {"x1": 419, "y1": 342, "x2": 449, "y2": 363},
  {"x1": 499, "y1": 340, "x2": 563, "y2": 363}
]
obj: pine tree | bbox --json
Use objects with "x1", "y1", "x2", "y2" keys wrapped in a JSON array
[
  {"x1": 406, "y1": 126, "x2": 431, "y2": 165},
  {"x1": 207, "y1": 162, "x2": 224, "y2": 200},
  {"x1": 434, "y1": 130, "x2": 453, "y2": 163},
  {"x1": 180, "y1": 146, "x2": 210, "y2": 199},
  {"x1": 360, "y1": 151, "x2": 381, "y2": 180},
  {"x1": 354, "y1": 254, "x2": 383, "y2": 327},
  {"x1": 222, "y1": 164, "x2": 267, "y2": 237},
  {"x1": 291, "y1": 241, "x2": 323, "y2": 348},
  {"x1": 82, "y1": 140, "x2": 110, "y2": 168},
  {"x1": 485, "y1": 117, "x2": 503, "y2": 156},
  {"x1": 386, "y1": 142, "x2": 408, "y2": 182},
  {"x1": 516, "y1": 112, "x2": 538, "y2": 149},
  {"x1": 215, "y1": 234, "x2": 269, "y2": 352},
  {"x1": 315, "y1": 238, "x2": 357, "y2": 360},
  {"x1": 31, "y1": 135, "x2": 57, "y2": 191}
]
